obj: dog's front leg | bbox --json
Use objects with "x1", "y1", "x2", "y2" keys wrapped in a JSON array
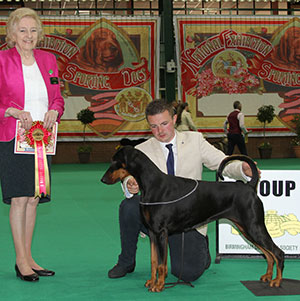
[
  {"x1": 154, "y1": 234, "x2": 168, "y2": 292},
  {"x1": 147, "y1": 231, "x2": 168, "y2": 292},
  {"x1": 145, "y1": 232, "x2": 158, "y2": 290}
]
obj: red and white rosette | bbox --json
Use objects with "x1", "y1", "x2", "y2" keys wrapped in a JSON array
[{"x1": 26, "y1": 121, "x2": 51, "y2": 198}]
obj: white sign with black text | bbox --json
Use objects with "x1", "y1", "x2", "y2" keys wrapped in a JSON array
[{"x1": 218, "y1": 170, "x2": 300, "y2": 255}]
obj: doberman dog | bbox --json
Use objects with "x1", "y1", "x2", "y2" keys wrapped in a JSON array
[{"x1": 101, "y1": 146, "x2": 284, "y2": 292}]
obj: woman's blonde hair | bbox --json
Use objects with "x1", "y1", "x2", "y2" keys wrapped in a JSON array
[{"x1": 6, "y1": 7, "x2": 44, "y2": 48}]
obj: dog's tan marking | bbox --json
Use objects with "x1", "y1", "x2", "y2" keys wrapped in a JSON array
[
  {"x1": 148, "y1": 236, "x2": 169, "y2": 292},
  {"x1": 110, "y1": 168, "x2": 130, "y2": 182},
  {"x1": 152, "y1": 264, "x2": 167, "y2": 292},
  {"x1": 270, "y1": 257, "x2": 283, "y2": 287},
  {"x1": 145, "y1": 241, "x2": 158, "y2": 290},
  {"x1": 233, "y1": 222, "x2": 282, "y2": 287},
  {"x1": 143, "y1": 209, "x2": 151, "y2": 224}
]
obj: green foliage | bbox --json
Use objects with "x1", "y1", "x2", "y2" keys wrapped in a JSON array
[
  {"x1": 77, "y1": 108, "x2": 95, "y2": 152},
  {"x1": 257, "y1": 105, "x2": 275, "y2": 124},
  {"x1": 77, "y1": 108, "x2": 96, "y2": 125},
  {"x1": 77, "y1": 145, "x2": 93, "y2": 153},
  {"x1": 259, "y1": 141, "x2": 272, "y2": 149},
  {"x1": 257, "y1": 105, "x2": 275, "y2": 148}
]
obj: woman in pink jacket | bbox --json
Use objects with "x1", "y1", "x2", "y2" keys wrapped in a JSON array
[{"x1": 0, "y1": 8, "x2": 64, "y2": 282}]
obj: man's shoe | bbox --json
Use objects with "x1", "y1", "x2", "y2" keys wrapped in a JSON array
[{"x1": 108, "y1": 264, "x2": 135, "y2": 279}]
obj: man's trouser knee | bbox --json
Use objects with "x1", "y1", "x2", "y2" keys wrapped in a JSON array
[{"x1": 168, "y1": 230, "x2": 209, "y2": 282}]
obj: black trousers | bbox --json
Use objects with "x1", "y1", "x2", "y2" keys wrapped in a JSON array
[
  {"x1": 227, "y1": 133, "x2": 248, "y2": 156},
  {"x1": 117, "y1": 195, "x2": 210, "y2": 282}
]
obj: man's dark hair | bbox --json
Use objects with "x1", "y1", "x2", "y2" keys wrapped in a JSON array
[
  {"x1": 233, "y1": 101, "x2": 241, "y2": 109},
  {"x1": 145, "y1": 99, "x2": 174, "y2": 120}
]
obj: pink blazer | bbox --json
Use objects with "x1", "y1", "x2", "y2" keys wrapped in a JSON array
[{"x1": 0, "y1": 47, "x2": 65, "y2": 142}]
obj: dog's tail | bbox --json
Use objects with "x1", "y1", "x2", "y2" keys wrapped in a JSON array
[{"x1": 216, "y1": 155, "x2": 259, "y2": 190}]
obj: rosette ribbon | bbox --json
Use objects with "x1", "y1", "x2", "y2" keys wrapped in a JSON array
[{"x1": 26, "y1": 121, "x2": 51, "y2": 198}]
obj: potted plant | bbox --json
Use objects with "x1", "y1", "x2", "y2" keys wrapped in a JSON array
[
  {"x1": 257, "y1": 105, "x2": 275, "y2": 159},
  {"x1": 77, "y1": 108, "x2": 96, "y2": 163},
  {"x1": 291, "y1": 115, "x2": 300, "y2": 158}
]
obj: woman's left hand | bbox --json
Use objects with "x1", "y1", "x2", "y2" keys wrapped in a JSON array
[{"x1": 43, "y1": 110, "x2": 59, "y2": 129}]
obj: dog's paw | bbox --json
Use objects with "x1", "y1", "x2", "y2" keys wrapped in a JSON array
[
  {"x1": 260, "y1": 273, "x2": 272, "y2": 283},
  {"x1": 148, "y1": 283, "x2": 165, "y2": 293},
  {"x1": 269, "y1": 278, "x2": 282, "y2": 288},
  {"x1": 145, "y1": 279, "x2": 155, "y2": 289}
]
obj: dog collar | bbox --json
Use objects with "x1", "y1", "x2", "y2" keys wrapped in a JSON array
[{"x1": 139, "y1": 180, "x2": 199, "y2": 206}]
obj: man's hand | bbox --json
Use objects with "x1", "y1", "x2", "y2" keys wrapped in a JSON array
[
  {"x1": 127, "y1": 177, "x2": 139, "y2": 194},
  {"x1": 242, "y1": 162, "x2": 261, "y2": 178}
]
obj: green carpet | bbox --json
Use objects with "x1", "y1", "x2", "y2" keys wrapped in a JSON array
[{"x1": 0, "y1": 159, "x2": 299, "y2": 300}]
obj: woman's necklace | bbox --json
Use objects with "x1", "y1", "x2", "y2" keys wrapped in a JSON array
[
  {"x1": 22, "y1": 53, "x2": 35, "y2": 66},
  {"x1": 16, "y1": 46, "x2": 35, "y2": 66}
]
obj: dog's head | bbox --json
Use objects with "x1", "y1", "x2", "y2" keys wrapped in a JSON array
[
  {"x1": 79, "y1": 27, "x2": 124, "y2": 72},
  {"x1": 271, "y1": 26, "x2": 300, "y2": 69},
  {"x1": 101, "y1": 146, "x2": 135, "y2": 185}
]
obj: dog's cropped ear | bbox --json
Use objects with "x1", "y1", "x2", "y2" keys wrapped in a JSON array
[
  {"x1": 122, "y1": 145, "x2": 135, "y2": 166},
  {"x1": 113, "y1": 145, "x2": 135, "y2": 168}
]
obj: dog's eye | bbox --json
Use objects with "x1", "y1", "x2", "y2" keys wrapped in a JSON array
[{"x1": 112, "y1": 161, "x2": 122, "y2": 169}]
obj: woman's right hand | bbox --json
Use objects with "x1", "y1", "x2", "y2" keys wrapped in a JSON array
[{"x1": 5, "y1": 108, "x2": 33, "y2": 130}]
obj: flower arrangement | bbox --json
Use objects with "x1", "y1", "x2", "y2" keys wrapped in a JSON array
[{"x1": 196, "y1": 68, "x2": 260, "y2": 97}]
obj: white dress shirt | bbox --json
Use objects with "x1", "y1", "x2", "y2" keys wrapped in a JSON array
[
  {"x1": 123, "y1": 134, "x2": 178, "y2": 198},
  {"x1": 23, "y1": 62, "x2": 48, "y2": 121}
]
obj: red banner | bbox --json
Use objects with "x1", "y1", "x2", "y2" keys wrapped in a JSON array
[
  {"x1": 174, "y1": 16, "x2": 300, "y2": 135},
  {"x1": 61, "y1": 58, "x2": 150, "y2": 91},
  {"x1": 0, "y1": 16, "x2": 159, "y2": 140}
]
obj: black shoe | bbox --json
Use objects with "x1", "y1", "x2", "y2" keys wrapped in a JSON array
[
  {"x1": 15, "y1": 265, "x2": 39, "y2": 282},
  {"x1": 108, "y1": 264, "x2": 135, "y2": 279},
  {"x1": 32, "y1": 268, "x2": 55, "y2": 276}
]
